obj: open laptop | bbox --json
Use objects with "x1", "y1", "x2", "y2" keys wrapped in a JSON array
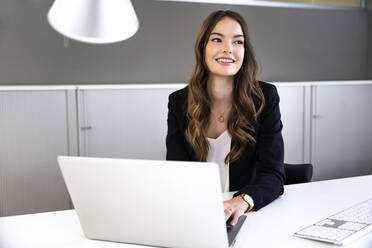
[{"x1": 58, "y1": 156, "x2": 247, "y2": 248}]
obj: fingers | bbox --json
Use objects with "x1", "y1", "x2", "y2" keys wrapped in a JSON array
[
  {"x1": 224, "y1": 198, "x2": 246, "y2": 226},
  {"x1": 225, "y1": 207, "x2": 243, "y2": 226},
  {"x1": 230, "y1": 210, "x2": 242, "y2": 226},
  {"x1": 224, "y1": 207, "x2": 233, "y2": 221}
]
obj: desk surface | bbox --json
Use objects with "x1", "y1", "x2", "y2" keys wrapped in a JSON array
[{"x1": 0, "y1": 175, "x2": 372, "y2": 248}]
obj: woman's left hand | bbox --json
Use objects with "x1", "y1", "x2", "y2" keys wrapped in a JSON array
[{"x1": 223, "y1": 196, "x2": 249, "y2": 226}]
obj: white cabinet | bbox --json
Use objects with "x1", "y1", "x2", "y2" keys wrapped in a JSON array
[
  {"x1": 311, "y1": 84, "x2": 372, "y2": 180},
  {"x1": 277, "y1": 86, "x2": 311, "y2": 164},
  {"x1": 0, "y1": 90, "x2": 76, "y2": 216},
  {"x1": 78, "y1": 87, "x2": 181, "y2": 159}
]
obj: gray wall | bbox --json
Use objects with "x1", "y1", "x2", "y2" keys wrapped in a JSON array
[
  {"x1": 368, "y1": 0, "x2": 372, "y2": 79},
  {"x1": 0, "y1": 0, "x2": 368, "y2": 85}
]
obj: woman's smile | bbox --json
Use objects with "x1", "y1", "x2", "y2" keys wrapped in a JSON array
[{"x1": 215, "y1": 57, "x2": 236, "y2": 66}]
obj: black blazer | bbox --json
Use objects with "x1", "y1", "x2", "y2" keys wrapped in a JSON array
[{"x1": 166, "y1": 81, "x2": 285, "y2": 211}]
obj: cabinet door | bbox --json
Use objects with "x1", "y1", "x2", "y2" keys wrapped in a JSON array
[
  {"x1": 0, "y1": 90, "x2": 72, "y2": 216},
  {"x1": 312, "y1": 85, "x2": 372, "y2": 181},
  {"x1": 277, "y1": 86, "x2": 309, "y2": 164},
  {"x1": 79, "y1": 88, "x2": 181, "y2": 159}
]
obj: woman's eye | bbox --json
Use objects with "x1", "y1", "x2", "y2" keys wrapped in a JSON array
[
  {"x1": 234, "y1": 40, "x2": 244, "y2": 45},
  {"x1": 211, "y1": 38, "x2": 222, "y2": 42}
]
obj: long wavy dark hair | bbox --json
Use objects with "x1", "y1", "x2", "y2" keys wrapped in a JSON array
[{"x1": 185, "y1": 9, "x2": 265, "y2": 163}]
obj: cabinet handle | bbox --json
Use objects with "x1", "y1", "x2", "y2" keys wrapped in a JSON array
[
  {"x1": 80, "y1": 126, "x2": 92, "y2": 130},
  {"x1": 312, "y1": 115, "x2": 322, "y2": 119}
]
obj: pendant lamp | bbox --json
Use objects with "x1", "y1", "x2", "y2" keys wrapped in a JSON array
[{"x1": 47, "y1": 0, "x2": 139, "y2": 44}]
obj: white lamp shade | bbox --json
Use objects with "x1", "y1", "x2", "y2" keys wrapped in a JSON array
[{"x1": 47, "y1": 0, "x2": 139, "y2": 44}]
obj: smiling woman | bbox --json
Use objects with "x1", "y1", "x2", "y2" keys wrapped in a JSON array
[{"x1": 166, "y1": 9, "x2": 286, "y2": 227}]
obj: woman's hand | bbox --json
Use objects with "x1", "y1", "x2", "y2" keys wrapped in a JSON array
[{"x1": 223, "y1": 196, "x2": 249, "y2": 226}]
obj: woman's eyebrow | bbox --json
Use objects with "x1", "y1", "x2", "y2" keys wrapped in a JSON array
[{"x1": 210, "y1": 32, "x2": 244, "y2": 38}]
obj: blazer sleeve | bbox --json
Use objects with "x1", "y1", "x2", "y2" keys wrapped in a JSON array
[
  {"x1": 234, "y1": 84, "x2": 285, "y2": 210},
  {"x1": 166, "y1": 91, "x2": 191, "y2": 161}
]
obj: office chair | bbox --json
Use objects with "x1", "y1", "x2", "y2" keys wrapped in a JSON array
[{"x1": 284, "y1": 163, "x2": 313, "y2": 185}]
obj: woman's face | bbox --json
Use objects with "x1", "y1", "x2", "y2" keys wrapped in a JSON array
[{"x1": 205, "y1": 17, "x2": 245, "y2": 79}]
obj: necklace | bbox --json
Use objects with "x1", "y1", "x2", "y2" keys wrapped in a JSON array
[
  {"x1": 217, "y1": 115, "x2": 225, "y2": 123},
  {"x1": 211, "y1": 105, "x2": 231, "y2": 123}
]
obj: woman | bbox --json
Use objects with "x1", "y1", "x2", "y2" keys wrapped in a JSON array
[{"x1": 166, "y1": 10, "x2": 285, "y2": 226}]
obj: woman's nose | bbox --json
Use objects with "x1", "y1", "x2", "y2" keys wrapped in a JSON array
[{"x1": 222, "y1": 42, "x2": 232, "y2": 54}]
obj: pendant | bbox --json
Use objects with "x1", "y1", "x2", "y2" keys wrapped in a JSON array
[{"x1": 218, "y1": 115, "x2": 224, "y2": 123}]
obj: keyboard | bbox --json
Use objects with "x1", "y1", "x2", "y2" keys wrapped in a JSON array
[{"x1": 294, "y1": 197, "x2": 372, "y2": 246}]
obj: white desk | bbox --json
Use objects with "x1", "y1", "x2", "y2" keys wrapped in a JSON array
[{"x1": 0, "y1": 175, "x2": 371, "y2": 248}]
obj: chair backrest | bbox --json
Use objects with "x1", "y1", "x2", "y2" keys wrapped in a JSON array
[{"x1": 284, "y1": 163, "x2": 313, "y2": 185}]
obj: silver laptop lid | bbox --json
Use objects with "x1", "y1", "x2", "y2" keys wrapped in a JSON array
[{"x1": 58, "y1": 156, "x2": 229, "y2": 248}]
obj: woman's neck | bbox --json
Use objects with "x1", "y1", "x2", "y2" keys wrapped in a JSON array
[{"x1": 207, "y1": 75, "x2": 233, "y2": 108}]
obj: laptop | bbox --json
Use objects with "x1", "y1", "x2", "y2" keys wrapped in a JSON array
[{"x1": 58, "y1": 156, "x2": 247, "y2": 248}]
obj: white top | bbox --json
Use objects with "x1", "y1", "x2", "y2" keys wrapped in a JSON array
[{"x1": 206, "y1": 130, "x2": 231, "y2": 192}]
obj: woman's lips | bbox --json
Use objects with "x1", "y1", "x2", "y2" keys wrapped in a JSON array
[{"x1": 215, "y1": 57, "x2": 235, "y2": 66}]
